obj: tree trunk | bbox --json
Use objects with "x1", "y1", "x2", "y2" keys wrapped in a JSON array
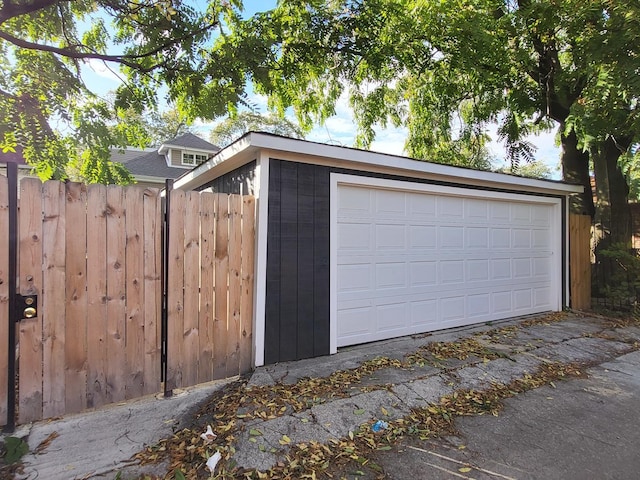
[
  {"x1": 593, "y1": 136, "x2": 632, "y2": 252},
  {"x1": 560, "y1": 126, "x2": 594, "y2": 216}
]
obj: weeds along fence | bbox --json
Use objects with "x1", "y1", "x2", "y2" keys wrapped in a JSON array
[{"x1": 0, "y1": 174, "x2": 255, "y2": 427}]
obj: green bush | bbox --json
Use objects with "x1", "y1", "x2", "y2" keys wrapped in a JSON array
[{"x1": 597, "y1": 244, "x2": 640, "y2": 305}]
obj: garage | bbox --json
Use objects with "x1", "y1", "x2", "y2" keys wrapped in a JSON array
[
  {"x1": 173, "y1": 132, "x2": 582, "y2": 366},
  {"x1": 333, "y1": 175, "x2": 561, "y2": 348}
]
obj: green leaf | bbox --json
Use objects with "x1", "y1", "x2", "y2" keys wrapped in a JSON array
[
  {"x1": 174, "y1": 469, "x2": 187, "y2": 480},
  {"x1": 249, "y1": 428, "x2": 262, "y2": 436},
  {"x1": 2, "y1": 436, "x2": 29, "y2": 464},
  {"x1": 353, "y1": 409, "x2": 366, "y2": 415}
]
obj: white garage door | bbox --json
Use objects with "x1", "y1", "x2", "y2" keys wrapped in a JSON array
[{"x1": 333, "y1": 177, "x2": 561, "y2": 348}]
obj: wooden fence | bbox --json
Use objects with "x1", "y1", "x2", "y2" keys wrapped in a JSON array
[
  {"x1": 569, "y1": 213, "x2": 592, "y2": 310},
  {"x1": 0, "y1": 176, "x2": 255, "y2": 427}
]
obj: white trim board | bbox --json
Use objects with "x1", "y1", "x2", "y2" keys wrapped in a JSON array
[{"x1": 253, "y1": 154, "x2": 270, "y2": 367}]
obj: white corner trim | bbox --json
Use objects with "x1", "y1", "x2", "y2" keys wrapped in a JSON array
[
  {"x1": 329, "y1": 173, "x2": 339, "y2": 354},
  {"x1": 253, "y1": 153, "x2": 270, "y2": 367}
]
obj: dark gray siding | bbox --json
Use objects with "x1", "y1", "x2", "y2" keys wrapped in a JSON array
[
  {"x1": 197, "y1": 160, "x2": 257, "y2": 195},
  {"x1": 265, "y1": 160, "x2": 330, "y2": 364}
]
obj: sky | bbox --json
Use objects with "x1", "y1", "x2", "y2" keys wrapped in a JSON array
[{"x1": 82, "y1": 1, "x2": 562, "y2": 178}]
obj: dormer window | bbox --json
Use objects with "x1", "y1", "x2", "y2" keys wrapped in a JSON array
[{"x1": 182, "y1": 152, "x2": 208, "y2": 166}]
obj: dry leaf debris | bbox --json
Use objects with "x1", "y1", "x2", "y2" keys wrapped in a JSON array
[{"x1": 132, "y1": 313, "x2": 638, "y2": 479}]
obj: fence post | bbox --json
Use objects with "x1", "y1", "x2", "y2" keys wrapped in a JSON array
[
  {"x1": 4, "y1": 162, "x2": 17, "y2": 432},
  {"x1": 161, "y1": 179, "x2": 173, "y2": 397}
]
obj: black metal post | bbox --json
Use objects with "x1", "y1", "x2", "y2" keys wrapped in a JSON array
[
  {"x1": 4, "y1": 162, "x2": 18, "y2": 432},
  {"x1": 161, "y1": 179, "x2": 173, "y2": 397}
]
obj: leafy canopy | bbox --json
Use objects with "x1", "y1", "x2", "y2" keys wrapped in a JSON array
[
  {"x1": 210, "y1": 112, "x2": 305, "y2": 147},
  {"x1": 0, "y1": 0, "x2": 246, "y2": 183}
]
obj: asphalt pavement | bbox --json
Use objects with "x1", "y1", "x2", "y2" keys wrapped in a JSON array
[{"x1": 4, "y1": 312, "x2": 640, "y2": 479}]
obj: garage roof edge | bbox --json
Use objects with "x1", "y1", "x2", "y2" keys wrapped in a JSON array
[{"x1": 172, "y1": 132, "x2": 583, "y2": 195}]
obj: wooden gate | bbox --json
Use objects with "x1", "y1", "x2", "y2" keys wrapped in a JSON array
[{"x1": 0, "y1": 169, "x2": 255, "y2": 429}]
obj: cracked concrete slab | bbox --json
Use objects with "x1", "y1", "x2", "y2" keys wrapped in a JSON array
[{"x1": 8, "y1": 313, "x2": 640, "y2": 480}]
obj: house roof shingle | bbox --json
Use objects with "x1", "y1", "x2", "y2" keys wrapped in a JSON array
[{"x1": 111, "y1": 133, "x2": 220, "y2": 181}]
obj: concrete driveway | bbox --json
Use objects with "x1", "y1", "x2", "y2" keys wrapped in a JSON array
[{"x1": 4, "y1": 312, "x2": 640, "y2": 479}]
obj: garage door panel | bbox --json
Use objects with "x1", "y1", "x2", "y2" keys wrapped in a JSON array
[
  {"x1": 409, "y1": 225, "x2": 437, "y2": 248},
  {"x1": 437, "y1": 196, "x2": 464, "y2": 218},
  {"x1": 338, "y1": 263, "x2": 372, "y2": 292},
  {"x1": 440, "y1": 296, "x2": 466, "y2": 321},
  {"x1": 440, "y1": 260, "x2": 464, "y2": 284},
  {"x1": 438, "y1": 226, "x2": 464, "y2": 248},
  {"x1": 336, "y1": 183, "x2": 559, "y2": 347},
  {"x1": 466, "y1": 227, "x2": 489, "y2": 248},
  {"x1": 377, "y1": 303, "x2": 409, "y2": 332},
  {"x1": 376, "y1": 262, "x2": 407, "y2": 289},
  {"x1": 409, "y1": 193, "x2": 437, "y2": 217},
  {"x1": 467, "y1": 294, "x2": 492, "y2": 318},
  {"x1": 376, "y1": 224, "x2": 406, "y2": 249},
  {"x1": 411, "y1": 300, "x2": 438, "y2": 327},
  {"x1": 338, "y1": 223, "x2": 373, "y2": 251}
]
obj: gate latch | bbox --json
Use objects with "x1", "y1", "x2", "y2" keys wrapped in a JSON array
[{"x1": 16, "y1": 294, "x2": 37, "y2": 320}]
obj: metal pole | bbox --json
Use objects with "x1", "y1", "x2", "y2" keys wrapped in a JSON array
[
  {"x1": 161, "y1": 179, "x2": 173, "y2": 397},
  {"x1": 4, "y1": 162, "x2": 18, "y2": 432}
]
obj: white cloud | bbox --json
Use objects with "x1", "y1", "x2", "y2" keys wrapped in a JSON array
[{"x1": 86, "y1": 59, "x2": 123, "y2": 84}]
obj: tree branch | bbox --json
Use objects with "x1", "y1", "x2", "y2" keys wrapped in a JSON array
[
  {"x1": 0, "y1": 22, "x2": 217, "y2": 73},
  {"x1": 0, "y1": 0, "x2": 61, "y2": 24}
]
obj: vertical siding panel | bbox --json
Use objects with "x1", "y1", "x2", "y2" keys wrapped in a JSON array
[
  {"x1": 143, "y1": 188, "x2": 161, "y2": 395},
  {"x1": 199, "y1": 192, "x2": 216, "y2": 383},
  {"x1": 227, "y1": 195, "x2": 242, "y2": 376},
  {"x1": 0, "y1": 176, "x2": 9, "y2": 425},
  {"x1": 106, "y1": 186, "x2": 126, "y2": 403},
  {"x1": 213, "y1": 194, "x2": 229, "y2": 379},
  {"x1": 279, "y1": 162, "x2": 299, "y2": 362},
  {"x1": 42, "y1": 181, "x2": 66, "y2": 418},
  {"x1": 64, "y1": 183, "x2": 88, "y2": 414},
  {"x1": 240, "y1": 196, "x2": 255, "y2": 374},
  {"x1": 265, "y1": 160, "x2": 281, "y2": 364},
  {"x1": 166, "y1": 189, "x2": 185, "y2": 391},
  {"x1": 18, "y1": 178, "x2": 43, "y2": 423},
  {"x1": 296, "y1": 163, "x2": 315, "y2": 359},
  {"x1": 313, "y1": 166, "x2": 331, "y2": 356},
  {"x1": 86, "y1": 184, "x2": 108, "y2": 409},
  {"x1": 182, "y1": 191, "x2": 201, "y2": 387},
  {"x1": 125, "y1": 187, "x2": 145, "y2": 399}
]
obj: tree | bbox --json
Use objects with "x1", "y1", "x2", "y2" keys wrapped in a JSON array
[
  {"x1": 497, "y1": 160, "x2": 553, "y2": 180},
  {"x1": 0, "y1": 0, "x2": 245, "y2": 183},
  {"x1": 216, "y1": 0, "x2": 639, "y2": 246},
  {"x1": 146, "y1": 108, "x2": 196, "y2": 148},
  {"x1": 210, "y1": 112, "x2": 305, "y2": 147}
]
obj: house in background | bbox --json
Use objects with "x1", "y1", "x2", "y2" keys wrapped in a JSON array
[
  {"x1": 111, "y1": 132, "x2": 220, "y2": 187},
  {"x1": 0, "y1": 147, "x2": 33, "y2": 185}
]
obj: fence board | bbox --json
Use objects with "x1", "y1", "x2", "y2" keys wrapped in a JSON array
[
  {"x1": 570, "y1": 213, "x2": 592, "y2": 310},
  {"x1": 6, "y1": 182, "x2": 255, "y2": 426},
  {"x1": 166, "y1": 189, "x2": 185, "y2": 391},
  {"x1": 213, "y1": 195, "x2": 229, "y2": 380},
  {"x1": 198, "y1": 193, "x2": 216, "y2": 384},
  {"x1": 64, "y1": 183, "x2": 88, "y2": 414},
  {"x1": 0, "y1": 175, "x2": 9, "y2": 425},
  {"x1": 86, "y1": 184, "x2": 108, "y2": 409},
  {"x1": 240, "y1": 197, "x2": 256, "y2": 374},
  {"x1": 125, "y1": 187, "x2": 145, "y2": 399},
  {"x1": 227, "y1": 195, "x2": 242, "y2": 377},
  {"x1": 42, "y1": 181, "x2": 66, "y2": 418},
  {"x1": 182, "y1": 192, "x2": 201, "y2": 386},
  {"x1": 106, "y1": 186, "x2": 127, "y2": 403},
  {"x1": 143, "y1": 188, "x2": 161, "y2": 395},
  {"x1": 18, "y1": 178, "x2": 43, "y2": 423}
]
